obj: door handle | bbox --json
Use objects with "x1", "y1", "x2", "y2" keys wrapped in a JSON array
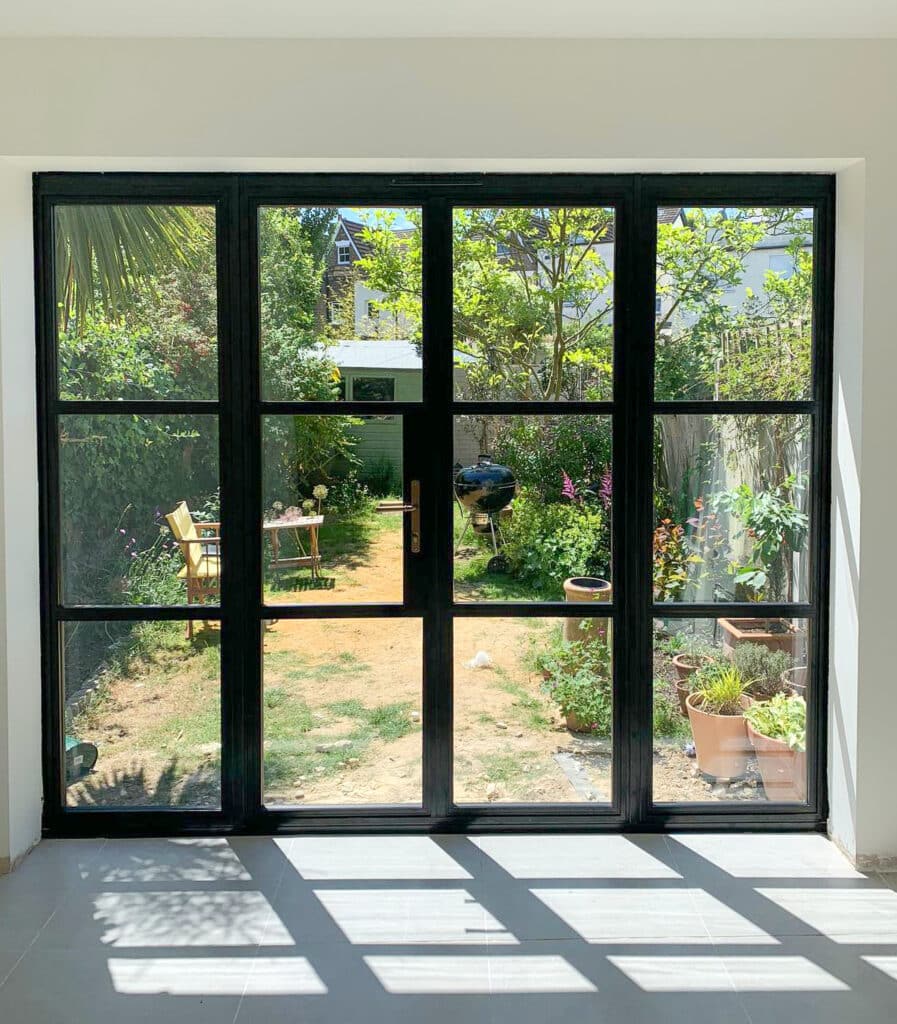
[{"x1": 375, "y1": 479, "x2": 421, "y2": 553}]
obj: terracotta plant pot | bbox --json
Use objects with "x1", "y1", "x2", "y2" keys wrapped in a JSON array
[
  {"x1": 685, "y1": 692, "x2": 751, "y2": 780},
  {"x1": 672, "y1": 654, "x2": 713, "y2": 715},
  {"x1": 746, "y1": 721, "x2": 807, "y2": 802},
  {"x1": 717, "y1": 617, "x2": 803, "y2": 659},
  {"x1": 780, "y1": 665, "x2": 808, "y2": 697},
  {"x1": 563, "y1": 577, "x2": 612, "y2": 644},
  {"x1": 565, "y1": 712, "x2": 593, "y2": 734}
]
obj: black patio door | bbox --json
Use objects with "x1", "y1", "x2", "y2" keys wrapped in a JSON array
[{"x1": 36, "y1": 173, "x2": 833, "y2": 836}]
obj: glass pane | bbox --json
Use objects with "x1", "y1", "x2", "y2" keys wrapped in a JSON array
[
  {"x1": 262, "y1": 618, "x2": 422, "y2": 806},
  {"x1": 262, "y1": 415, "x2": 404, "y2": 605},
  {"x1": 653, "y1": 415, "x2": 811, "y2": 603},
  {"x1": 55, "y1": 204, "x2": 217, "y2": 400},
  {"x1": 454, "y1": 617, "x2": 612, "y2": 804},
  {"x1": 453, "y1": 207, "x2": 615, "y2": 401},
  {"x1": 63, "y1": 620, "x2": 221, "y2": 808},
  {"x1": 259, "y1": 206, "x2": 422, "y2": 402},
  {"x1": 655, "y1": 207, "x2": 813, "y2": 400},
  {"x1": 653, "y1": 617, "x2": 810, "y2": 804},
  {"x1": 59, "y1": 415, "x2": 220, "y2": 605},
  {"x1": 454, "y1": 415, "x2": 612, "y2": 602}
]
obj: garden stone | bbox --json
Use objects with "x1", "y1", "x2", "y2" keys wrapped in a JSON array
[
  {"x1": 496, "y1": 721, "x2": 508, "y2": 730},
  {"x1": 316, "y1": 739, "x2": 352, "y2": 753}
]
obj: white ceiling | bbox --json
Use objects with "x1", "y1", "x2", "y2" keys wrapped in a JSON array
[{"x1": 1, "y1": 0, "x2": 895, "y2": 38}]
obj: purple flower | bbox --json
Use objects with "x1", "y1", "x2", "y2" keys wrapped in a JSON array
[{"x1": 561, "y1": 471, "x2": 576, "y2": 501}]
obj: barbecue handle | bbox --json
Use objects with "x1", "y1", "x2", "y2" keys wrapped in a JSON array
[{"x1": 375, "y1": 479, "x2": 421, "y2": 554}]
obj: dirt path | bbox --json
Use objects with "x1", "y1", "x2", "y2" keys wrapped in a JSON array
[{"x1": 69, "y1": 523, "x2": 772, "y2": 809}]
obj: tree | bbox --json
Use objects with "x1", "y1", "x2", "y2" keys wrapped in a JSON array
[
  {"x1": 55, "y1": 204, "x2": 201, "y2": 332},
  {"x1": 360, "y1": 207, "x2": 614, "y2": 402}
]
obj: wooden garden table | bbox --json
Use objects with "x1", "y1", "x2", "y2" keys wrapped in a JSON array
[{"x1": 263, "y1": 514, "x2": 324, "y2": 579}]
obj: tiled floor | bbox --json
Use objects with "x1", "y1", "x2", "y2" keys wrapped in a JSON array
[{"x1": 1, "y1": 833, "x2": 896, "y2": 1022}]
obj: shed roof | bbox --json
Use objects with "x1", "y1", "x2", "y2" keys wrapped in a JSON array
[{"x1": 323, "y1": 339, "x2": 473, "y2": 369}]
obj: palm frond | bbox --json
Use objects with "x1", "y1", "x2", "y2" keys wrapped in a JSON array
[{"x1": 55, "y1": 205, "x2": 202, "y2": 330}]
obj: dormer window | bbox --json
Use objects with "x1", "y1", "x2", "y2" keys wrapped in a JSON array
[{"x1": 336, "y1": 240, "x2": 352, "y2": 265}]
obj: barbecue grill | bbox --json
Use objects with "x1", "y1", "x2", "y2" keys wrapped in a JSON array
[{"x1": 453, "y1": 455, "x2": 517, "y2": 556}]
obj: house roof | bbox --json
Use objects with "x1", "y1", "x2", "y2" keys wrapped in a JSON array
[
  {"x1": 339, "y1": 218, "x2": 414, "y2": 259},
  {"x1": 322, "y1": 339, "x2": 473, "y2": 370},
  {"x1": 327, "y1": 339, "x2": 421, "y2": 369}
]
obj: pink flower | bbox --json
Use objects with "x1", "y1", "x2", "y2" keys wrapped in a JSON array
[{"x1": 561, "y1": 471, "x2": 576, "y2": 501}]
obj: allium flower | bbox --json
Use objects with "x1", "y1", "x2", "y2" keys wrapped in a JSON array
[
  {"x1": 312, "y1": 484, "x2": 329, "y2": 500},
  {"x1": 272, "y1": 501, "x2": 284, "y2": 511},
  {"x1": 302, "y1": 499, "x2": 315, "y2": 513}
]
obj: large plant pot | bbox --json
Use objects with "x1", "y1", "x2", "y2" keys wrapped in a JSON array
[
  {"x1": 563, "y1": 577, "x2": 612, "y2": 644},
  {"x1": 780, "y1": 665, "x2": 808, "y2": 697},
  {"x1": 565, "y1": 712, "x2": 593, "y2": 734},
  {"x1": 747, "y1": 721, "x2": 807, "y2": 802},
  {"x1": 717, "y1": 617, "x2": 803, "y2": 659},
  {"x1": 685, "y1": 693, "x2": 751, "y2": 780},
  {"x1": 672, "y1": 653, "x2": 712, "y2": 716}
]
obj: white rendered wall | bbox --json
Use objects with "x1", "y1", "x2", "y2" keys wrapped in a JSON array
[{"x1": 0, "y1": 37, "x2": 893, "y2": 865}]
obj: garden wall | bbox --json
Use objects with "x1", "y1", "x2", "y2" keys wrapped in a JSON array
[{"x1": 0, "y1": 36, "x2": 893, "y2": 866}]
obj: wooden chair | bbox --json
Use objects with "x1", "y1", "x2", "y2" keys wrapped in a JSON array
[{"x1": 165, "y1": 501, "x2": 221, "y2": 638}]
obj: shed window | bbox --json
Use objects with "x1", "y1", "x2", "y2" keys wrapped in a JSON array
[{"x1": 352, "y1": 377, "x2": 395, "y2": 401}]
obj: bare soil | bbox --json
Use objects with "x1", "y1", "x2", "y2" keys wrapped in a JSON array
[{"x1": 68, "y1": 523, "x2": 777, "y2": 808}]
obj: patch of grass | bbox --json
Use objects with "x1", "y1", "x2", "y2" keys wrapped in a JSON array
[
  {"x1": 481, "y1": 750, "x2": 545, "y2": 789},
  {"x1": 263, "y1": 733, "x2": 368, "y2": 789},
  {"x1": 453, "y1": 551, "x2": 556, "y2": 602},
  {"x1": 325, "y1": 699, "x2": 415, "y2": 741},
  {"x1": 143, "y1": 700, "x2": 222, "y2": 756},
  {"x1": 198, "y1": 644, "x2": 221, "y2": 680},
  {"x1": 326, "y1": 698, "x2": 366, "y2": 718},
  {"x1": 497, "y1": 680, "x2": 552, "y2": 732},
  {"x1": 264, "y1": 693, "x2": 315, "y2": 740},
  {"x1": 367, "y1": 702, "x2": 415, "y2": 741},
  {"x1": 653, "y1": 685, "x2": 691, "y2": 740},
  {"x1": 264, "y1": 687, "x2": 288, "y2": 710}
]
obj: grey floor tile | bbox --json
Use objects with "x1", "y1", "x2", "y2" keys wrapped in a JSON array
[{"x1": 0, "y1": 948, "x2": 245, "y2": 1024}]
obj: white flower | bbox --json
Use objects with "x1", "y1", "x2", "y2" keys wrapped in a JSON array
[{"x1": 312, "y1": 484, "x2": 329, "y2": 500}]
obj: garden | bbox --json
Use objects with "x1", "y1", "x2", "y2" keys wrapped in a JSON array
[{"x1": 57, "y1": 201, "x2": 814, "y2": 807}]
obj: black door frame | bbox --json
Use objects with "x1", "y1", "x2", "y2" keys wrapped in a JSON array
[{"x1": 34, "y1": 171, "x2": 834, "y2": 836}]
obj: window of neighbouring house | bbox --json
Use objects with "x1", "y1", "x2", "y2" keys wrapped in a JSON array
[
  {"x1": 352, "y1": 377, "x2": 395, "y2": 402},
  {"x1": 769, "y1": 253, "x2": 795, "y2": 278},
  {"x1": 367, "y1": 301, "x2": 379, "y2": 319},
  {"x1": 336, "y1": 240, "x2": 352, "y2": 265}
]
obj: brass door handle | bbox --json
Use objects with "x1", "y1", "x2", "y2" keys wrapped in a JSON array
[{"x1": 375, "y1": 479, "x2": 420, "y2": 553}]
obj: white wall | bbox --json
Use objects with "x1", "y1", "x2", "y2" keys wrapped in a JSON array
[{"x1": 0, "y1": 36, "x2": 893, "y2": 865}]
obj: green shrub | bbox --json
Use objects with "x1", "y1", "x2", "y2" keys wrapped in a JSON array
[
  {"x1": 503, "y1": 488, "x2": 609, "y2": 593},
  {"x1": 359, "y1": 456, "x2": 400, "y2": 498},
  {"x1": 493, "y1": 416, "x2": 612, "y2": 502},
  {"x1": 744, "y1": 693, "x2": 806, "y2": 751},
  {"x1": 732, "y1": 642, "x2": 793, "y2": 699},
  {"x1": 653, "y1": 684, "x2": 691, "y2": 739},
  {"x1": 538, "y1": 635, "x2": 612, "y2": 736}
]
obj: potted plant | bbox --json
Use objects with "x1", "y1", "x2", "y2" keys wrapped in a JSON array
[
  {"x1": 686, "y1": 662, "x2": 751, "y2": 779},
  {"x1": 670, "y1": 637, "x2": 717, "y2": 715},
  {"x1": 717, "y1": 616, "x2": 804, "y2": 658},
  {"x1": 731, "y1": 642, "x2": 793, "y2": 699},
  {"x1": 780, "y1": 665, "x2": 808, "y2": 696},
  {"x1": 538, "y1": 635, "x2": 612, "y2": 735},
  {"x1": 744, "y1": 693, "x2": 807, "y2": 802},
  {"x1": 713, "y1": 480, "x2": 809, "y2": 655}
]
